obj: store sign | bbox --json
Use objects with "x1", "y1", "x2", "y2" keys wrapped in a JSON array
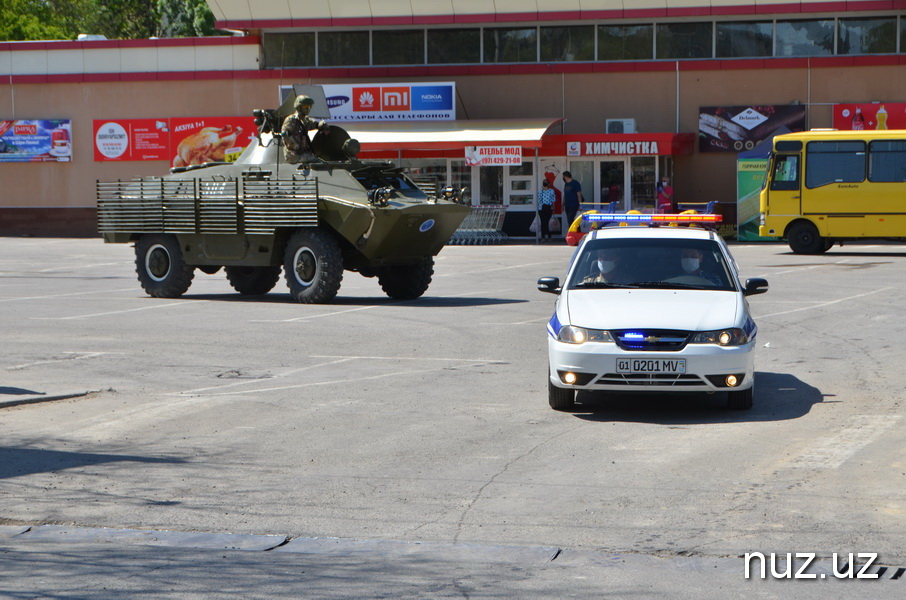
[
  {"x1": 93, "y1": 117, "x2": 256, "y2": 165},
  {"x1": 575, "y1": 140, "x2": 662, "y2": 156},
  {"x1": 0, "y1": 119, "x2": 72, "y2": 162},
  {"x1": 699, "y1": 105, "x2": 806, "y2": 153},
  {"x1": 322, "y1": 82, "x2": 455, "y2": 121},
  {"x1": 833, "y1": 103, "x2": 906, "y2": 130},
  {"x1": 465, "y1": 145, "x2": 522, "y2": 166}
]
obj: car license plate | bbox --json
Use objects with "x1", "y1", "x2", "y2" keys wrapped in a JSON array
[{"x1": 616, "y1": 358, "x2": 686, "y2": 374}]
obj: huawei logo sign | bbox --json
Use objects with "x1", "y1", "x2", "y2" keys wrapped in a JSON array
[
  {"x1": 358, "y1": 91, "x2": 375, "y2": 108},
  {"x1": 352, "y1": 87, "x2": 381, "y2": 111}
]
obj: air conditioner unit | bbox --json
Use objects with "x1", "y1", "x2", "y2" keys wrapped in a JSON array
[{"x1": 606, "y1": 118, "x2": 636, "y2": 134}]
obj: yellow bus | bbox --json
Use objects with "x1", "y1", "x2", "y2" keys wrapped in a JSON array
[{"x1": 759, "y1": 129, "x2": 906, "y2": 253}]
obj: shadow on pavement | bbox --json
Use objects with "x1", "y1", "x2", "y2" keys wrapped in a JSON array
[
  {"x1": 0, "y1": 447, "x2": 186, "y2": 480},
  {"x1": 0, "y1": 386, "x2": 44, "y2": 396},
  {"x1": 178, "y1": 293, "x2": 528, "y2": 308},
  {"x1": 570, "y1": 371, "x2": 824, "y2": 425}
]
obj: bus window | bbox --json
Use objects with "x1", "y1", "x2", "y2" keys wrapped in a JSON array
[
  {"x1": 770, "y1": 154, "x2": 800, "y2": 191},
  {"x1": 869, "y1": 140, "x2": 906, "y2": 183},
  {"x1": 805, "y1": 141, "x2": 866, "y2": 188}
]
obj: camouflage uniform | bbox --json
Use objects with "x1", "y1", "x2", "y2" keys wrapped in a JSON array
[{"x1": 281, "y1": 95, "x2": 327, "y2": 163}]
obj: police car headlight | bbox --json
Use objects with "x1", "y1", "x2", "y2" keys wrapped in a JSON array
[
  {"x1": 689, "y1": 328, "x2": 748, "y2": 346},
  {"x1": 557, "y1": 326, "x2": 613, "y2": 344}
]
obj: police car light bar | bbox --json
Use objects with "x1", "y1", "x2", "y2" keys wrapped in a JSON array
[{"x1": 583, "y1": 213, "x2": 722, "y2": 223}]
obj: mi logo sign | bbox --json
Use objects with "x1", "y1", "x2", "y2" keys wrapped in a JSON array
[{"x1": 381, "y1": 87, "x2": 410, "y2": 111}]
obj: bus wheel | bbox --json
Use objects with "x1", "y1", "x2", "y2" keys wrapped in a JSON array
[{"x1": 787, "y1": 221, "x2": 826, "y2": 254}]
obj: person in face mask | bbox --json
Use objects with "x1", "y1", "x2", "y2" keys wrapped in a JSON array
[
  {"x1": 679, "y1": 247, "x2": 722, "y2": 285},
  {"x1": 582, "y1": 248, "x2": 626, "y2": 284}
]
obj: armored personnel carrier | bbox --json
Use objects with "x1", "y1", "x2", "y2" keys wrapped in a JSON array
[{"x1": 97, "y1": 93, "x2": 469, "y2": 304}]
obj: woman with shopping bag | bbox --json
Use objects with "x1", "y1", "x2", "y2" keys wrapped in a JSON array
[{"x1": 537, "y1": 179, "x2": 556, "y2": 241}]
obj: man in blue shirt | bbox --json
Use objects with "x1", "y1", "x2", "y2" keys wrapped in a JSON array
[{"x1": 562, "y1": 171, "x2": 584, "y2": 229}]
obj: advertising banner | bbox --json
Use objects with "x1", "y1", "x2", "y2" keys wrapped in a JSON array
[
  {"x1": 833, "y1": 103, "x2": 906, "y2": 130},
  {"x1": 465, "y1": 145, "x2": 522, "y2": 166},
  {"x1": 736, "y1": 159, "x2": 770, "y2": 242},
  {"x1": 169, "y1": 117, "x2": 256, "y2": 167},
  {"x1": 699, "y1": 105, "x2": 806, "y2": 153},
  {"x1": 0, "y1": 119, "x2": 72, "y2": 162},
  {"x1": 321, "y1": 83, "x2": 456, "y2": 122},
  {"x1": 93, "y1": 117, "x2": 256, "y2": 166},
  {"x1": 93, "y1": 119, "x2": 170, "y2": 162}
]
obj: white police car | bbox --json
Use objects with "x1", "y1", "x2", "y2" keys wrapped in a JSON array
[{"x1": 537, "y1": 214, "x2": 768, "y2": 411}]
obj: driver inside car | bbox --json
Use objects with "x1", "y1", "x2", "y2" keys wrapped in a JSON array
[{"x1": 582, "y1": 248, "x2": 630, "y2": 285}]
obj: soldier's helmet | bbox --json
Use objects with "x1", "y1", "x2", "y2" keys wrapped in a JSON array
[{"x1": 294, "y1": 95, "x2": 315, "y2": 109}]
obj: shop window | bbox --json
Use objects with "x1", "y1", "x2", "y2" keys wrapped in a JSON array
[
  {"x1": 838, "y1": 18, "x2": 896, "y2": 55},
  {"x1": 262, "y1": 33, "x2": 315, "y2": 68},
  {"x1": 869, "y1": 141, "x2": 906, "y2": 183},
  {"x1": 806, "y1": 141, "x2": 866, "y2": 188},
  {"x1": 484, "y1": 27, "x2": 537, "y2": 63},
  {"x1": 567, "y1": 161, "x2": 595, "y2": 207},
  {"x1": 318, "y1": 31, "x2": 370, "y2": 66},
  {"x1": 508, "y1": 163, "x2": 534, "y2": 206},
  {"x1": 901, "y1": 17, "x2": 906, "y2": 52},
  {"x1": 656, "y1": 22, "x2": 712, "y2": 59},
  {"x1": 428, "y1": 29, "x2": 480, "y2": 64},
  {"x1": 540, "y1": 26, "x2": 594, "y2": 62},
  {"x1": 374, "y1": 30, "x2": 425, "y2": 65},
  {"x1": 450, "y1": 160, "x2": 472, "y2": 204},
  {"x1": 776, "y1": 20, "x2": 834, "y2": 57},
  {"x1": 716, "y1": 22, "x2": 773, "y2": 58},
  {"x1": 598, "y1": 24, "x2": 653, "y2": 60}
]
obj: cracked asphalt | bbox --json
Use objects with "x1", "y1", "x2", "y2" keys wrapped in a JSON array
[{"x1": 2, "y1": 237, "x2": 905, "y2": 598}]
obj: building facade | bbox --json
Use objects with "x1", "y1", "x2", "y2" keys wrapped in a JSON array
[{"x1": 2, "y1": 0, "x2": 906, "y2": 236}]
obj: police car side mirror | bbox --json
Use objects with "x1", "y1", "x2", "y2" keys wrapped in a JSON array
[
  {"x1": 743, "y1": 278, "x2": 769, "y2": 296},
  {"x1": 537, "y1": 276, "x2": 561, "y2": 295}
]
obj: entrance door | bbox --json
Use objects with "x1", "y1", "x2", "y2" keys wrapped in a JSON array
[
  {"x1": 629, "y1": 156, "x2": 657, "y2": 212},
  {"x1": 474, "y1": 162, "x2": 535, "y2": 208},
  {"x1": 477, "y1": 166, "x2": 504, "y2": 205},
  {"x1": 599, "y1": 160, "x2": 626, "y2": 211}
]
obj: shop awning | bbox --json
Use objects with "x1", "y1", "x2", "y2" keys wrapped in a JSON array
[{"x1": 344, "y1": 118, "x2": 563, "y2": 152}]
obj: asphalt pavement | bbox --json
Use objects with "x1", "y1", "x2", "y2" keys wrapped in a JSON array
[{"x1": 3, "y1": 236, "x2": 906, "y2": 599}]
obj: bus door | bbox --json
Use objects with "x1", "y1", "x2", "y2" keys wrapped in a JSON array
[
  {"x1": 804, "y1": 140, "x2": 867, "y2": 237},
  {"x1": 763, "y1": 152, "x2": 802, "y2": 236}
]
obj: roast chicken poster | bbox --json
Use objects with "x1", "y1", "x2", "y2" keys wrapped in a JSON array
[{"x1": 93, "y1": 117, "x2": 256, "y2": 165}]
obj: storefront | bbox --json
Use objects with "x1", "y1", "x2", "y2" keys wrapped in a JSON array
[{"x1": 352, "y1": 124, "x2": 694, "y2": 237}]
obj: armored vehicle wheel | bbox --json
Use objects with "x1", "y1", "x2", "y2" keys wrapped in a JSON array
[
  {"x1": 284, "y1": 228, "x2": 343, "y2": 304},
  {"x1": 135, "y1": 234, "x2": 194, "y2": 298},
  {"x1": 225, "y1": 266, "x2": 282, "y2": 295},
  {"x1": 378, "y1": 257, "x2": 434, "y2": 300}
]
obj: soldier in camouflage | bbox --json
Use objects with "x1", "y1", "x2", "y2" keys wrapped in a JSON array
[{"x1": 281, "y1": 95, "x2": 329, "y2": 163}]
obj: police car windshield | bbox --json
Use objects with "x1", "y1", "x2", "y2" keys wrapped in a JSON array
[{"x1": 568, "y1": 237, "x2": 736, "y2": 291}]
